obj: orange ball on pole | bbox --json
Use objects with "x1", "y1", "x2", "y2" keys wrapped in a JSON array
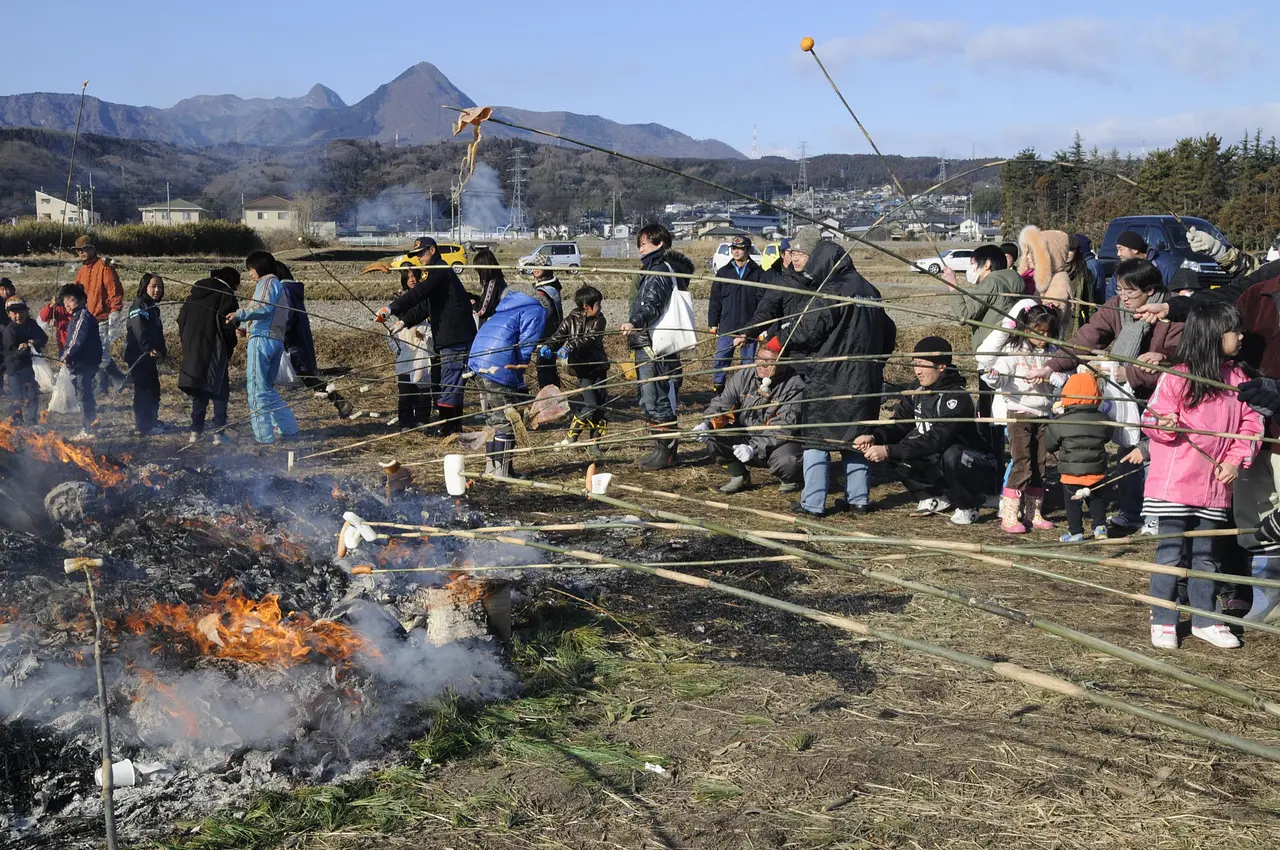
[{"x1": 800, "y1": 37, "x2": 815, "y2": 52}]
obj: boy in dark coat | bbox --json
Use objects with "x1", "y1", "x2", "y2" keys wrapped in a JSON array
[
  {"x1": 1045, "y1": 373, "x2": 1112, "y2": 541},
  {"x1": 279, "y1": 262, "x2": 353, "y2": 419},
  {"x1": 125, "y1": 273, "x2": 168, "y2": 435},
  {"x1": 60, "y1": 283, "x2": 103, "y2": 439},
  {"x1": 3, "y1": 297, "x2": 48, "y2": 424},
  {"x1": 178, "y1": 269, "x2": 240, "y2": 444},
  {"x1": 543, "y1": 284, "x2": 609, "y2": 455}
]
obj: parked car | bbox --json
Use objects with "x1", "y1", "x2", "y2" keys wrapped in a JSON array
[
  {"x1": 518, "y1": 241, "x2": 582, "y2": 273},
  {"x1": 760, "y1": 242, "x2": 784, "y2": 271},
  {"x1": 912, "y1": 249, "x2": 975, "y2": 275},
  {"x1": 1097, "y1": 215, "x2": 1232, "y2": 289},
  {"x1": 1267, "y1": 233, "x2": 1280, "y2": 263},
  {"x1": 388, "y1": 242, "x2": 468, "y2": 272},
  {"x1": 709, "y1": 241, "x2": 764, "y2": 272}
]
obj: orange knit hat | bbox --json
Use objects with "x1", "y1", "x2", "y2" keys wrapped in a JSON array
[{"x1": 1062, "y1": 372, "x2": 1101, "y2": 407}]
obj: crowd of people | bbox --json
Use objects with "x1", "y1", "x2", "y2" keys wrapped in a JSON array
[{"x1": 5, "y1": 220, "x2": 1280, "y2": 645}]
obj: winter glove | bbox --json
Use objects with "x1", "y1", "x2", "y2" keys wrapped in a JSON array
[
  {"x1": 556, "y1": 346, "x2": 570, "y2": 362},
  {"x1": 732, "y1": 443, "x2": 756, "y2": 463},
  {"x1": 1258, "y1": 508, "x2": 1280, "y2": 546},
  {"x1": 538, "y1": 345, "x2": 554, "y2": 361},
  {"x1": 1238, "y1": 377, "x2": 1280, "y2": 419},
  {"x1": 1187, "y1": 226, "x2": 1229, "y2": 262},
  {"x1": 692, "y1": 421, "x2": 711, "y2": 443}
]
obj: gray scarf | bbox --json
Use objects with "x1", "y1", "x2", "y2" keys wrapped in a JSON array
[{"x1": 1111, "y1": 290, "x2": 1166, "y2": 363}]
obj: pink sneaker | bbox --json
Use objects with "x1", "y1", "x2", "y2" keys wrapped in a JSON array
[{"x1": 1150, "y1": 624, "x2": 1178, "y2": 649}]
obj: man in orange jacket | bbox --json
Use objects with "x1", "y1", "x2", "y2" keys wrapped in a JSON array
[{"x1": 72, "y1": 236, "x2": 125, "y2": 392}]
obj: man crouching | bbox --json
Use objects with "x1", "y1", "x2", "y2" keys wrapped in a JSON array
[
  {"x1": 694, "y1": 336, "x2": 804, "y2": 494},
  {"x1": 854, "y1": 336, "x2": 996, "y2": 524}
]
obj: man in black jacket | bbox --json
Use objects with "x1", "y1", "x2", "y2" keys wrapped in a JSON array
[
  {"x1": 620, "y1": 223, "x2": 693, "y2": 470},
  {"x1": 854, "y1": 337, "x2": 994, "y2": 524},
  {"x1": 382, "y1": 237, "x2": 478, "y2": 437},
  {"x1": 709, "y1": 235, "x2": 762, "y2": 393}
]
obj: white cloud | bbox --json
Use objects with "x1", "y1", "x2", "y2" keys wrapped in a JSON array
[{"x1": 994, "y1": 103, "x2": 1280, "y2": 155}]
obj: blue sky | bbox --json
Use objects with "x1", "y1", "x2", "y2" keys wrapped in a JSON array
[{"x1": 4, "y1": 0, "x2": 1276, "y2": 159}]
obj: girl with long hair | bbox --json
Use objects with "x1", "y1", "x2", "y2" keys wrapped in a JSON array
[{"x1": 471, "y1": 247, "x2": 507, "y2": 325}]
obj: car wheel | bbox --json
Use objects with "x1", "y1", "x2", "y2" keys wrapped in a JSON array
[
  {"x1": 452, "y1": 263, "x2": 463, "y2": 272},
  {"x1": 568, "y1": 263, "x2": 580, "y2": 274},
  {"x1": 928, "y1": 263, "x2": 942, "y2": 274}
]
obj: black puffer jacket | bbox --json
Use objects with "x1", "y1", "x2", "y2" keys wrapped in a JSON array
[
  {"x1": 124, "y1": 294, "x2": 167, "y2": 366},
  {"x1": 546, "y1": 307, "x2": 608, "y2": 380},
  {"x1": 708, "y1": 258, "x2": 763, "y2": 335},
  {"x1": 177, "y1": 277, "x2": 239, "y2": 397},
  {"x1": 1, "y1": 318, "x2": 47, "y2": 380},
  {"x1": 746, "y1": 264, "x2": 815, "y2": 348},
  {"x1": 389, "y1": 259, "x2": 478, "y2": 350},
  {"x1": 786, "y1": 240, "x2": 895, "y2": 442},
  {"x1": 1045, "y1": 402, "x2": 1111, "y2": 476},
  {"x1": 627, "y1": 248, "x2": 694, "y2": 350},
  {"x1": 871, "y1": 367, "x2": 986, "y2": 460}
]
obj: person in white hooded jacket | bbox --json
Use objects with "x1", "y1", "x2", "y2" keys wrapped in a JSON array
[{"x1": 977, "y1": 298, "x2": 1065, "y2": 533}]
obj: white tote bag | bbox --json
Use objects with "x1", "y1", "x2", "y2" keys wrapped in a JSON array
[{"x1": 650, "y1": 287, "x2": 697, "y2": 358}]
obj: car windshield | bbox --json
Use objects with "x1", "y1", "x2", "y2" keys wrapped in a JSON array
[
  {"x1": 718, "y1": 245, "x2": 730, "y2": 254},
  {"x1": 1165, "y1": 219, "x2": 1227, "y2": 249}
]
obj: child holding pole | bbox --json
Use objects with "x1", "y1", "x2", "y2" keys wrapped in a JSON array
[
  {"x1": 60, "y1": 283, "x2": 103, "y2": 440},
  {"x1": 542, "y1": 284, "x2": 608, "y2": 457},
  {"x1": 978, "y1": 301, "x2": 1063, "y2": 533},
  {"x1": 2, "y1": 297, "x2": 48, "y2": 425},
  {"x1": 125, "y1": 273, "x2": 167, "y2": 435},
  {"x1": 1142, "y1": 302, "x2": 1260, "y2": 649}
]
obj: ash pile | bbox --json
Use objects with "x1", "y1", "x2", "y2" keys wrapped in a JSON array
[{"x1": 0, "y1": 427, "x2": 522, "y2": 846}]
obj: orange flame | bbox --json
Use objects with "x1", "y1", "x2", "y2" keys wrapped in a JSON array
[
  {"x1": 0, "y1": 421, "x2": 126, "y2": 487},
  {"x1": 135, "y1": 669, "x2": 200, "y2": 737},
  {"x1": 444, "y1": 571, "x2": 486, "y2": 606},
  {"x1": 123, "y1": 581, "x2": 372, "y2": 667}
]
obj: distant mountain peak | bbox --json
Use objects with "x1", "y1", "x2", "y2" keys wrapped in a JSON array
[{"x1": 304, "y1": 84, "x2": 345, "y2": 110}]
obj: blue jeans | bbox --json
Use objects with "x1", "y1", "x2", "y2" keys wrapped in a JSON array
[
  {"x1": 1150, "y1": 515, "x2": 1225, "y2": 627},
  {"x1": 801, "y1": 448, "x2": 868, "y2": 514},
  {"x1": 437, "y1": 344, "x2": 468, "y2": 410},
  {"x1": 246, "y1": 336, "x2": 298, "y2": 444},
  {"x1": 713, "y1": 335, "x2": 756, "y2": 388},
  {"x1": 1114, "y1": 455, "x2": 1146, "y2": 524},
  {"x1": 635, "y1": 348, "x2": 676, "y2": 424}
]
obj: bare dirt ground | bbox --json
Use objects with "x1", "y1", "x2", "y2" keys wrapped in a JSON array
[{"x1": 36, "y1": 304, "x2": 1280, "y2": 849}]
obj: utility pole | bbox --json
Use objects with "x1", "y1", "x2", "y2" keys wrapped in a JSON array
[
  {"x1": 751, "y1": 125, "x2": 758, "y2": 160},
  {"x1": 610, "y1": 188, "x2": 618, "y2": 237},
  {"x1": 166, "y1": 182, "x2": 171, "y2": 224},
  {"x1": 240, "y1": 192, "x2": 245, "y2": 224},
  {"x1": 88, "y1": 171, "x2": 94, "y2": 230},
  {"x1": 797, "y1": 141, "x2": 811, "y2": 217},
  {"x1": 427, "y1": 191, "x2": 435, "y2": 233},
  {"x1": 451, "y1": 182, "x2": 461, "y2": 240},
  {"x1": 508, "y1": 148, "x2": 528, "y2": 234}
]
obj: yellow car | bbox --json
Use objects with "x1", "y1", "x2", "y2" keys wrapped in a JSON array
[
  {"x1": 761, "y1": 242, "x2": 784, "y2": 271},
  {"x1": 386, "y1": 242, "x2": 468, "y2": 272}
]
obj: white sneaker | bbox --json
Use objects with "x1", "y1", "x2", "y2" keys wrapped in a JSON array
[
  {"x1": 555, "y1": 435, "x2": 577, "y2": 447},
  {"x1": 914, "y1": 497, "x2": 952, "y2": 515},
  {"x1": 1150, "y1": 624, "x2": 1178, "y2": 649},
  {"x1": 1139, "y1": 517, "x2": 1159, "y2": 536},
  {"x1": 1190, "y1": 624, "x2": 1241, "y2": 649},
  {"x1": 211, "y1": 434, "x2": 224, "y2": 447},
  {"x1": 188, "y1": 432, "x2": 198, "y2": 445},
  {"x1": 950, "y1": 508, "x2": 979, "y2": 525}
]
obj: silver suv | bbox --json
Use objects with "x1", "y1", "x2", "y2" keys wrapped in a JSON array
[{"x1": 518, "y1": 242, "x2": 582, "y2": 273}]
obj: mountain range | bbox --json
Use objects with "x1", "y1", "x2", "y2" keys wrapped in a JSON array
[{"x1": 0, "y1": 62, "x2": 744, "y2": 159}]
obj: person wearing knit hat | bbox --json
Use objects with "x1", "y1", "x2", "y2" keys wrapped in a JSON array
[
  {"x1": 854, "y1": 334, "x2": 995, "y2": 524},
  {"x1": 1045, "y1": 373, "x2": 1112, "y2": 541},
  {"x1": 787, "y1": 226, "x2": 823, "y2": 270},
  {"x1": 693, "y1": 335, "x2": 804, "y2": 494},
  {"x1": 3, "y1": 295, "x2": 48, "y2": 425}
]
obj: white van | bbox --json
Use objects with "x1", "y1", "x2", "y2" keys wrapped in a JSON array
[{"x1": 518, "y1": 242, "x2": 582, "y2": 273}]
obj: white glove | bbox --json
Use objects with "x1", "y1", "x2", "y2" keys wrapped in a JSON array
[
  {"x1": 692, "y1": 420, "x2": 711, "y2": 443},
  {"x1": 732, "y1": 443, "x2": 756, "y2": 463},
  {"x1": 1187, "y1": 226, "x2": 1228, "y2": 261}
]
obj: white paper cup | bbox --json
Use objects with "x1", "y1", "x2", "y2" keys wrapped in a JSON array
[
  {"x1": 444, "y1": 454, "x2": 467, "y2": 496},
  {"x1": 590, "y1": 473, "x2": 613, "y2": 495},
  {"x1": 95, "y1": 759, "x2": 137, "y2": 788}
]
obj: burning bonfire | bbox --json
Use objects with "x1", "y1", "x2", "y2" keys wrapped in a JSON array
[{"x1": 0, "y1": 421, "x2": 126, "y2": 488}]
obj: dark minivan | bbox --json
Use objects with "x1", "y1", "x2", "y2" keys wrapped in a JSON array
[{"x1": 1098, "y1": 215, "x2": 1233, "y2": 289}]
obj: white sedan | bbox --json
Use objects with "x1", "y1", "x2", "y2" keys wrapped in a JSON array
[{"x1": 912, "y1": 249, "x2": 974, "y2": 275}]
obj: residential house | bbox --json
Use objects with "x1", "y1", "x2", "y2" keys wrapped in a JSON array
[
  {"x1": 139, "y1": 199, "x2": 209, "y2": 224},
  {"x1": 694, "y1": 214, "x2": 734, "y2": 237},
  {"x1": 242, "y1": 195, "x2": 296, "y2": 232},
  {"x1": 34, "y1": 190, "x2": 101, "y2": 226},
  {"x1": 698, "y1": 225, "x2": 751, "y2": 242}
]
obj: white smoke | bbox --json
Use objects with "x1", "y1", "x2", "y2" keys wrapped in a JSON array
[
  {"x1": 352, "y1": 186, "x2": 440, "y2": 230},
  {"x1": 461, "y1": 163, "x2": 511, "y2": 232}
]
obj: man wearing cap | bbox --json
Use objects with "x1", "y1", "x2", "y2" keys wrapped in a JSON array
[
  {"x1": 735, "y1": 238, "x2": 812, "y2": 353},
  {"x1": 853, "y1": 337, "x2": 994, "y2": 524},
  {"x1": 527, "y1": 253, "x2": 564, "y2": 391},
  {"x1": 383, "y1": 236, "x2": 478, "y2": 436},
  {"x1": 72, "y1": 236, "x2": 125, "y2": 393},
  {"x1": 1106, "y1": 231, "x2": 1178, "y2": 299},
  {"x1": 693, "y1": 336, "x2": 805, "y2": 494},
  {"x1": 2, "y1": 297, "x2": 48, "y2": 425},
  {"x1": 708, "y1": 235, "x2": 763, "y2": 393}
]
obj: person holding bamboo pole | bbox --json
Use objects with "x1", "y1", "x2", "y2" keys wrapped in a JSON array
[{"x1": 1142, "y1": 302, "x2": 1260, "y2": 649}]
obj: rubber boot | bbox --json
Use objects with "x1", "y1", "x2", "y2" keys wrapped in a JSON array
[
  {"x1": 1243, "y1": 556, "x2": 1280, "y2": 623},
  {"x1": 490, "y1": 435, "x2": 521, "y2": 479},
  {"x1": 1024, "y1": 487, "x2": 1055, "y2": 530},
  {"x1": 587, "y1": 423, "x2": 606, "y2": 459},
  {"x1": 557, "y1": 417, "x2": 586, "y2": 448},
  {"x1": 427, "y1": 405, "x2": 462, "y2": 438},
  {"x1": 1000, "y1": 487, "x2": 1028, "y2": 534},
  {"x1": 718, "y1": 460, "x2": 751, "y2": 494},
  {"x1": 637, "y1": 427, "x2": 678, "y2": 470}
]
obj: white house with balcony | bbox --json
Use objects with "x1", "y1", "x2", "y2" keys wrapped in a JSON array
[{"x1": 34, "y1": 190, "x2": 100, "y2": 226}]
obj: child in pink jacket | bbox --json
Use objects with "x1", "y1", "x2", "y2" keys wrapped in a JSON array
[{"x1": 1142, "y1": 302, "x2": 1260, "y2": 650}]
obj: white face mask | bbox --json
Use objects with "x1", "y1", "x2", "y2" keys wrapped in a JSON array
[{"x1": 965, "y1": 264, "x2": 980, "y2": 284}]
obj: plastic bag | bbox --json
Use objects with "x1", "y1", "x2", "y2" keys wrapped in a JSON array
[
  {"x1": 49, "y1": 366, "x2": 81, "y2": 415},
  {"x1": 651, "y1": 288, "x2": 697, "y2": 358},
  {"x1": 276, "y1": 354, "x2": 297, "y2": 386},
  {"x1": 528, "y1": 384, "x2": 570, "y2": 429},
  {"x1": 32, "y1": 354, "x2": 55, "y2": 394}
]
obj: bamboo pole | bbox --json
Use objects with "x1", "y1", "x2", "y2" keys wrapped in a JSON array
[
  {"x1": 430, "y1": 515, "x2": 1280, "y2": 762},
  {"x1": 464, "y1": 475, "x2": 1280, "y2": 718}
]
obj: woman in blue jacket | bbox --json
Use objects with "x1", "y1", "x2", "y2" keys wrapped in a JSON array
[{"x1": 466, "y1": 290, "x2": 546, "y2": 478}]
